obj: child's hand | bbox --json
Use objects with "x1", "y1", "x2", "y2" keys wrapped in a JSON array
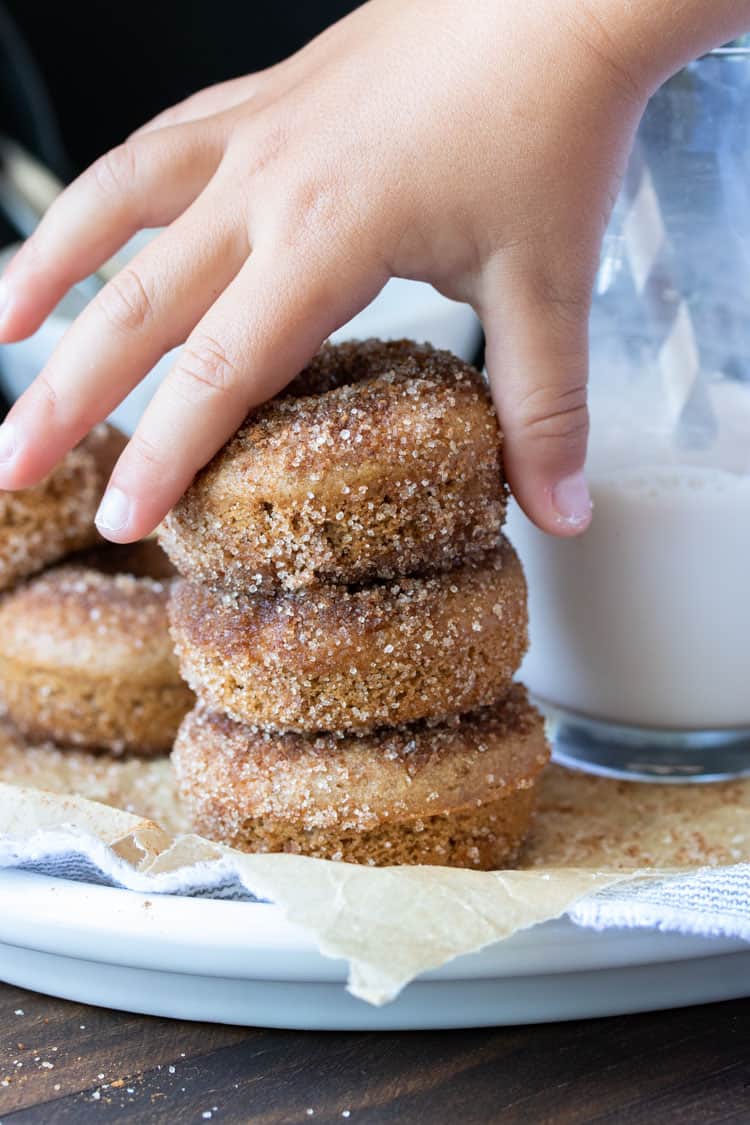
[{"x1": 0, "y1": 0, "x2": 744, "y2": 541}]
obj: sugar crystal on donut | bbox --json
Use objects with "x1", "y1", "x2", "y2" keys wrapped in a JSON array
[
  {"x1": 0, "y1": 559, "x2": 194, "y2": 754},
  {"x1": 159, "y1": 339, "x2": 508, "y2": 592},
  {"x1": 169, "y1": 539, "x2": 528, "y2": 734},
  {"x1": 164, "y1": 338, "x2": 548, "y2": 866},
  {"x1": 0, "y1": 424, "x2": 125, "y2": 592},
  {"x1": 172, "y1": 685, "x2": 549, "y2": 868}
]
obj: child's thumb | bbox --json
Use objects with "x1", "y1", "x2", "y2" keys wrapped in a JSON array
[{"x1": 481, "y1": 269, "x2": 593, "y2": 537}]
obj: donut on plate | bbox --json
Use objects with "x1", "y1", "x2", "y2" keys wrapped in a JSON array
[
  {"x1": 159, "y1": 339, "x2": 507, "y2": 592},
  {"x1": 172, "y1": 685, "x2": 549, "y2": 868},
  {"x1": 0, "y1": 555, "x2": 193, "y2": 755},
  {"x1": 169, "y1": 539, "x2": 527, "y2": 733},
  {"x1": 0, "y1": 423, "x2": 125, "y2": 592}
]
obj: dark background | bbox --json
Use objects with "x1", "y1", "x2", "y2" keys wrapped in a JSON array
[{"x1": 0, "y1": 0, "x2": 362, "y2": 242}]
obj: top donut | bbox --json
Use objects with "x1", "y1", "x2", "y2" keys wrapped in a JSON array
[{"x1": 160, "y1": 339, "x2": 507, "y2": 591}]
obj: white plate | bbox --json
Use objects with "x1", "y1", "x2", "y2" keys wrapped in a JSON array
[
  {"x1": 1, "y1": 870, "x2": 748, "y2": 1029},
  {"x1": 0, "y1": 241, "x2": 481, "y2": 434}
]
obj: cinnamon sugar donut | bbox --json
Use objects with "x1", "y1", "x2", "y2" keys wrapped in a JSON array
[
  {"x1": 172, "y1": 685, "x2": 549, "y2": 868},
  {"x1": 160, "y1": 339, "x2": 506, "y2": 592},
  {"x1": 0, "y1": 561, "x2": 193, "y2": 754},
  {"x1": 169, "y1": 539, "x2": 527, "y2": 733},
  {"x1": 0, "y1": 424, "x2": 125, "y2": 592}
]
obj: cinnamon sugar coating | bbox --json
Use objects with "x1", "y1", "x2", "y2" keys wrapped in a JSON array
[
  {"x1": 172, "y1": 685, "x2": 549, "y2": 867},
  {"x1": 159, "y1": 339, "x2": 507, "y2": 592},
  {"x1": 169, "y1": 539, "x2": 528, "y2": 733},
  {"x1": 0, "y1": 564, "x2": 194, "y2": 754},
  {"x1": 0, "y1": 424, "x2": 125, "y2": 592},
  {"x1": 0, "y1": 717, "x2": 188, "y2": 834}
]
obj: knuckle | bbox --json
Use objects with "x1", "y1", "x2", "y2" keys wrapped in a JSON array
[
  {"x1": 149, "y1": 106, "x2": 180, "y2": 130},
  {"x1": 128, "y1": 431, "x2": 167, "y2": 473},
  {"x1": 232, "y1": 116, "x2": 287, "y2": 180},
  {"x1": 292, "y1": 177, "x2": 339, "y2": 232},
  {"x1": 31, "y1": 369, "x2": 59, "y2": 413},
  {"x1": 252, "y1": 153, "x2": 341, "y2": 243},
  {"x1": 98, "y1": 268, "x2": 154, "y2": 335},
  {"x1": 517, "y1": 384, "x2": 590, "y2": 445},
  {"x1": 172, "y1": 335, "x2": 241, "y2": 403},
  {"x1": 282, "y1": 177, "x2": 350, "y2": 253},
  {"x1": 90, "y1": 143, "x2": 139, "y2": 198},
  {"x1": 180, "y1": 89, "x2": 210, "y2": 117},
  {"x1": 149, "y1": 93, "x2": 202, "y2": 132}
]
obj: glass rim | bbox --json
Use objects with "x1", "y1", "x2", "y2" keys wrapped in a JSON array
[{"x1": 706, "y1": 46, "x2": 750, "y2": 56}]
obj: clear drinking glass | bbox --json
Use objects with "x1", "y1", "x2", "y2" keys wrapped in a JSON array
[{"x1": 507, "y1": 46, "x2": 750, "y2": 781}]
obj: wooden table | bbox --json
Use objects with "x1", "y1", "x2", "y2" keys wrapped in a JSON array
[{"x1": 1, "y1": 983, "x2": 748, "y2": 1123}]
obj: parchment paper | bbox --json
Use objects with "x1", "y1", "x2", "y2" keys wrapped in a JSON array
[{"x1": 2, "y1": 719, "x2": 750, "y2": 1005}]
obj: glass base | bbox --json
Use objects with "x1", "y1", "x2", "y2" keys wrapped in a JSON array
[{"x1": 540, "y1": 702, "x2": 750, "y2": 783}]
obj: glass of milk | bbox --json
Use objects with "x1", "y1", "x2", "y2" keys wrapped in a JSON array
[{"x1": 507, "y1": 45, "x2": 750, "y2": 782}]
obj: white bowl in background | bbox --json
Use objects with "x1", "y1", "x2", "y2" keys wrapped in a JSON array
[{"x1": 0, "y1": 242, "x2": 480, "y2": 434}]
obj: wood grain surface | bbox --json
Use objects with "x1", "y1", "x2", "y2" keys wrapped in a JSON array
[{"x1": 1, "y1": 983, "x2": 749, "y2": 1123}]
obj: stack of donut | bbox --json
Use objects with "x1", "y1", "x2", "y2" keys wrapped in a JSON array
[
  {"x1": 0, "y1": 425, "x2": 194, "y2": 756},
  {"x1": 162, "y1": 340, "x2": 549, "y2": 869}
]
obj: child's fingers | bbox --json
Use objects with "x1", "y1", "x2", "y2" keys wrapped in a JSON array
[
  {"x1": 94, "y1": 244, "x2": 385, "y2": 541},
  {"x1": 0, "y1": 202, "x2": 247, "y2": 491},
  {"x1": 0, "y1": 124, "x2": 224, "y2": 343},
  {"x1": 481, "y1": 262, "x2": 593, "y2": 537}
]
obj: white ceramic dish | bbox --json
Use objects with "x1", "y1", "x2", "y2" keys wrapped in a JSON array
[
  {"x1": 0, "y1": 242, "x2": 481, "y2": 434},
  {"x1": 1, "y1": 870, "x2": 748, "y2": 1029}
]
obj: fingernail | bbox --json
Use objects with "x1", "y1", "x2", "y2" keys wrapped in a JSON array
[
  {"x1": 552, "y1": 471, "x2": 592, "y2": 527},
  {"x1": 0, "y1": 421, "x2": 17, "y2": 464},
  {"x1": 95, "y1": 487, "x2": 131, "y2": 533}
]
